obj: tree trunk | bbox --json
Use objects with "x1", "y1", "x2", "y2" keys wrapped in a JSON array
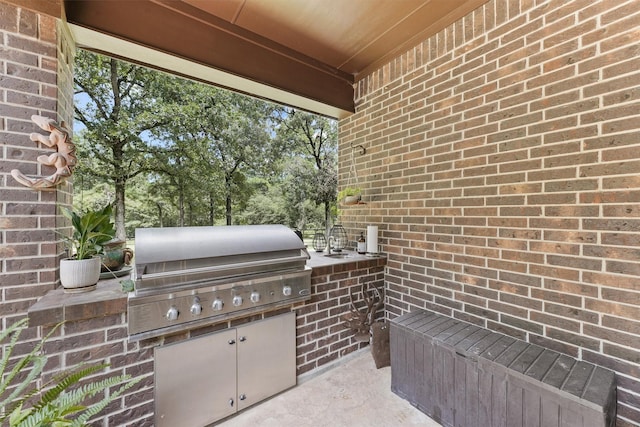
[
  {"x1": 178, "y1": 182, "x2": 185, "y2": 227},
  {"x1": 114, "y1": 178, "x2": 126, "y2": 241},
  {"x1": 324, "y1": 201, "x2": 331, "y2": 237},
  {"x1": 226, "y1": 194, "x2": 232, "y2": 225},
  {"x1": 225, "y1": 174, "x2": 232, "y2": 225},
  {"x1": 209, "y1": 192, "x2": 215, "y2": 225},
  {"x1": 156, "y1": 202, "x2": 163, "y2": 227}
]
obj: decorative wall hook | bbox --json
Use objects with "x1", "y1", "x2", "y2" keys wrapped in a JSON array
[
  {"x1": 11, "y1": 115, "x2": 76, "y2": 189},
  {"x1": 350, "y1": 142, "x2": 366, "y2": 155}
]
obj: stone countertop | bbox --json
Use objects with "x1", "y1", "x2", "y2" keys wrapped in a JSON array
[
  {"x1": 28, "y1": 250, "x2": 386, "y2": 327},
  {"x1": 28, "y1": 276, "x2": 129, "y2": 327},
  {"x1": 306, "y1": 249, "x2": 385, "y2": 268}
]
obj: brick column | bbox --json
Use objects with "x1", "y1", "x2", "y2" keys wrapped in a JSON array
[{"x1": 0, "y1": 0, "x2": 73, "y2": 325}]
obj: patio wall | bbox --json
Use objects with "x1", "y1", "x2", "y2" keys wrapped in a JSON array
[
  {"x1": 0, "y1": 0, "x2": 73, "y2": 351},
  {"x1": 0, "y1": 0, "x2": 70, "y2": 317},
  {"x1": 339, "y1": 1, "x2": 640, "y2": 426}
]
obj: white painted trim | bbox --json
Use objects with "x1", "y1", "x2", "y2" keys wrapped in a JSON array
[{"x1": 68, "y1": 24, "x2": 352, "y2": 119}]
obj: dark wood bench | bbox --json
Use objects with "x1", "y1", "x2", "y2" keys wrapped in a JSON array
[{"x1": 390, "y1": 310, "x2": 616, "y2": 427}]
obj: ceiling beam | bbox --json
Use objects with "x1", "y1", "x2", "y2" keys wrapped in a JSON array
[
  {"x1": 68, "y1": 24, "x2": 353, "y2": 119},
  {"x1": 63, "y1": 0, "x2": 355, "y2": 116}
]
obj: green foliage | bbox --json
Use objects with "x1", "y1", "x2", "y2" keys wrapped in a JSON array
[
  {"x1": 273, "y1": 109, "x2": 338, "y2": 230},
  {"x1": 278, "y1": 158, "x2": 331, "y2": 227},
  {"x1": 238, "y1": 191, "x2": 288, "y2": 225},
  {"x1": 74, "y1": 50, "x2": 338, "y2": 230},
  {"x1": 74, "y1": 49, "x2": 185, "y2": 239},
  {"x1": 0, "y1": 319, "x2": 139, "y2": 427},
  {"x1": 71, "y1": 182, "x2": 113, "y2": 215},
  {"x1": 60, "y1": 204, "x2": 116, "y2": 260},
  {"x1": 337, "y1": 187, "x2": 361, "y2": 199}
]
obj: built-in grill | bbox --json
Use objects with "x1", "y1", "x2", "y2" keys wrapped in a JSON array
[{"x1": 128, "y1": 224, "x2": 311, "y2": 340}]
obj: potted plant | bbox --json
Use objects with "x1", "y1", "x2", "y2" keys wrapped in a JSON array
[
  {"x1": 59, "y1": 204, "x2": 116, "y2": 293},
  {"x1": 100, "y1": 239, "x2": 134, "y2": 274},
  {"x1": 338, "y1": 187, "x2": 362, "y2": 205}
]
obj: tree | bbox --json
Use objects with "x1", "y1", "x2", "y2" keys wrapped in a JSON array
[
  {"x1": 193, "y1": 90, "x2": 276, "y2": 225},
  {"x1": 74, "y1": 50, "x2": 178, "y2": 239},
  {"x1": 74, "y1": 50, "x2": 337, "y2": 233},
  {"x1": 275, "y1": 110, "x2": 338, "y2": 234}
]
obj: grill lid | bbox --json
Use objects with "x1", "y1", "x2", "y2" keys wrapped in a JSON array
[{"x1": 134, "y1": 224, "x2": 309, "y2": 295}]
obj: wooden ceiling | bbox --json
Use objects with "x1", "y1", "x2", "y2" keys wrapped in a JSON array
[{"x1": 63, "y1": 0, "x2": 488, "y2": 118}]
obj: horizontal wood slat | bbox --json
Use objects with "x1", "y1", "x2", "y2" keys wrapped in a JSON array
[{"x1": 391, "y1": 310, "x2": 616, "y2": 427}]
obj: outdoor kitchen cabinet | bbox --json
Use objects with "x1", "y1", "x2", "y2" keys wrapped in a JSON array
[{"x1": 155, "y1": 312, "x2": 296, "y2": 427}]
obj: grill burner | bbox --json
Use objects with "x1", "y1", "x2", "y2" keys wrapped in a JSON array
[{"x1": 128, "y1": 225, "x2": 311, "y2": 339}]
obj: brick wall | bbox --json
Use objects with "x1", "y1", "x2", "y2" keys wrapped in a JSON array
[
  {"x1": 296, "y1": 258, "x2": 386, "y2": 375},
  {"x1": 339, "y1": 1, "x2": 640, "y2": 425},
  {"x1": 0, "y1": 0, "x2": 69, "y2": 320},
  {"x1": 42, "y1": 312, "x2": 156, "y2": 427},
  {"x1": 0, "y1": 0, "x2": 108, "y2": 423}
]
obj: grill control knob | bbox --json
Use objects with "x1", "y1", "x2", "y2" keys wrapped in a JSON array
[
  {"x1": 190, "y1": 297, "x2": 202, "y2": 315},
  {"x1": 250, "y1": 292, "x2": 260, "y2": 303},
  {"x1": 233, "y1": 295, "x2": 243, "y2": 307},
  {"x1": 282, "y1": 285, "x2": 292, "y2": 296},
  {"x1": 166, "y1": 306, "x2": 179, "y2": 321},
  {"x1": 212, "y1": 298, "x2": 224, "y2": 311}
]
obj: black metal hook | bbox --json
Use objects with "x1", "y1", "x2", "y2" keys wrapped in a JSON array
[{"x1": 350, "y1": 143, "x2": 366, "y2": 155}]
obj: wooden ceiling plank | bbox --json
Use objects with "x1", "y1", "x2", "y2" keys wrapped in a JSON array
[{"x1": 354, "y1": 0, "x2": 490, "y2": 79}]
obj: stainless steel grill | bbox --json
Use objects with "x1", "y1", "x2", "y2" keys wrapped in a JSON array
[{"x1": 128, "y1": 225, "x2": 311, "y2": 339}]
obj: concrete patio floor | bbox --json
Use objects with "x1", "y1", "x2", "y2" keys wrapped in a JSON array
[{"x1": 215, "y1": 349, "x2": 441, "y2": 427}]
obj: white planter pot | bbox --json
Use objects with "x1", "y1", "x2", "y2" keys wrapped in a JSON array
[{"x1": 59, "y1": 257, "x2": 101, "y2": 293}]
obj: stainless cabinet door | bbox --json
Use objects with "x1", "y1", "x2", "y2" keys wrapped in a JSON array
[
  {"x1": 236, "y1": 312, "x2": 296, "y2": 411},
  {"x1": 155, "y1": 329, "x2": 237, "y2": 427}
]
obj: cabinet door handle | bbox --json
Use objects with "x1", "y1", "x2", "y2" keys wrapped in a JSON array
[
  {"x1": 239, "y1": 336, "x2": 247, "y2": 342},
  {"x1": 228, "y1": 339, "x2": 236, "y2": 345},
  {"x1": 229, "y1": 398, "x2": 234, "y2": 407},
  {"x1": 239, "y1": 394, "x2": 246, "y2": 401}
]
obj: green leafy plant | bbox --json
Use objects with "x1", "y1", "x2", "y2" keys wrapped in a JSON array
[
  {"x1": 61, "y1": 204, "x2": 116, "y2": 260},
  {"x1": 0, "y1": 319, "x2": 139, "y2": 427},
  {"x1": 337, "y1": 187, "x2": 361, "y2": 198},
  {"x1": 337, "y1": 187, "x2": 362, "y2": 207}
]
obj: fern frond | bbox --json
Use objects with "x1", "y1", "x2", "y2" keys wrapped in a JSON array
[
  {"x1": 37, "y1": 362, "x2": 109, "y2": 407},
  {"x1": 8, "y1": 402, "x2": 29, "y2": 425},
  {"x1": 72, "y1": 375, "x2": 141, "y2": 426},
  {"x1": 0, "y1": 355, "x2": 47, "y2": 423},
  {"x1": 1, "y1": 320, "x2": 139, "y2": 427},
  {"x1": 0, "y1": 319, "x2": 30, "y2": 397},
  {"x1": 0, "y1": 319, "x2": 28, "y2": 377},
  {"x1": 1, "y1": 320, "x2": 62, "y2": 406},
  {"x1": 51, "y1": 374, "x2": 131, "y2": 410},
  {"x1": 13, "y1": 403, "x2": 69, "y2": 427}
]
